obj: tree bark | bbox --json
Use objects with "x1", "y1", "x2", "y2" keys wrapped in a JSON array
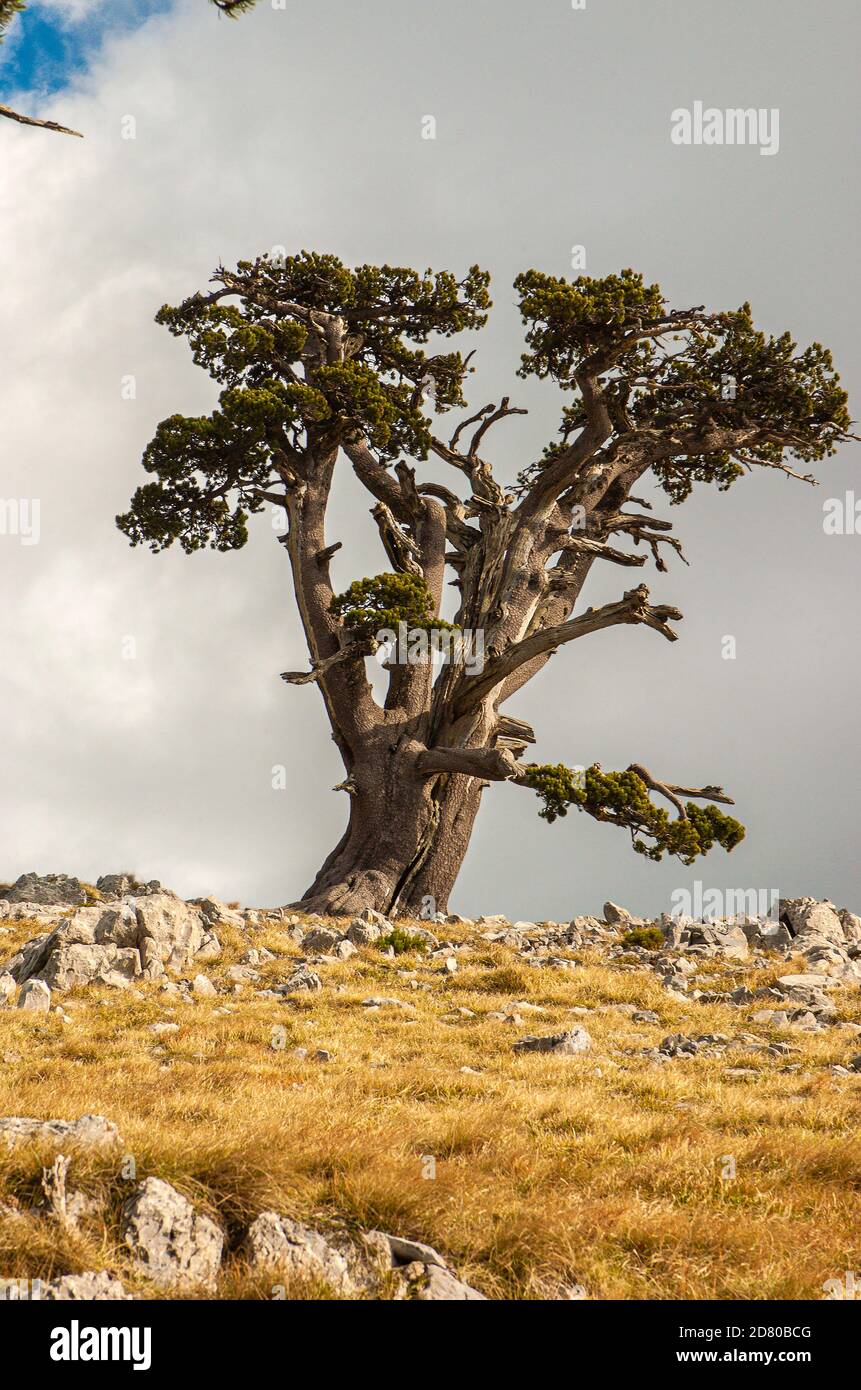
[{"x1": 293, "y1": 740, "x2": 486, "y2": 918}]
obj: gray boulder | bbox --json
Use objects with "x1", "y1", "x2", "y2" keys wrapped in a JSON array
[
  {"x1": 368, "y1": 1228, "x2": 486, "y2": 1300},
  {"x1": 302, "y1": 926, "x2": 342, "y2": 954},
  {"x1": 192, "y1": 896, "x2": 245, "y2": 931},
  {"x1": 41, "y1": 1271, "x2": 131, "y2": 1301},
  {"x1": 132, "y1": 894, "x2": 205, "y2": 972},
  {"x1": 370, "y1": 1231, "x2": 447, "y2": 1269},
  {"x1": 603, "y1": 901, "x2": 633, "y2": 925},
  {"x1": 40, "y1": 944, "x2": 141, "y2": 991},
  {"x1": 838, "y1": 909, "x2": 861, "y2": 944},
  {"x1": 0, "y1": 1114, "x2": 119, "y2": 1150},
  {"x1": 780, "y1": 899, "x2": 845, "y2": 944},
  {"x1": 245, "y1": 1213, "x2": 353, "y2": 1292},
  {"x1": 345, "y1": 918, "x2": 382, "y2": 945},
  {"x1": 123, "y1": 1177, "x2": 223, "y2": 1291},
  {"x1": 5, "y1": 873, "x2": 87, "y2": 907}
]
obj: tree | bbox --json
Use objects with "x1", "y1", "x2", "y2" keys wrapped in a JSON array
[
  {"x1": 119, "y1": 253, "x2": 852, "y2": 916},
  {"x1": 0, "y1": 0, "x2": 257, "y2": 136}
]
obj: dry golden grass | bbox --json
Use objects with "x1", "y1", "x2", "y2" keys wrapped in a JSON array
[{"x1": 1, "y1": 911, "x2": 860, "y2": 1299}]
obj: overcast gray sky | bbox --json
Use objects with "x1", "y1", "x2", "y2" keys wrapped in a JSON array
[{"x1": 1, "y1": 0, "x2": 859, "y2": 919}]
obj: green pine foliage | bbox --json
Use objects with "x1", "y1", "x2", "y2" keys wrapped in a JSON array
[
  {"x1": 376, "y1": 927, "x2": 431, "y2": 955},
  {"x1": 330, "y1": 573, "x2": 457, "y2": 640},
  {"x1": 522, "y1": 763, "x2": 745, "y2": 865},
  {"x1": 209, "y1": 0, "x2": 259, "y2": 13},
  {"x1": 514, "y1": 270, "x2": 850, "y2": 502},
  {"x1": 118, "y1": 251, "x2": 490, "y2": 553}
]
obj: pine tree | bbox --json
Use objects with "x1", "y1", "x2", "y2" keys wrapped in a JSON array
[{"x1": 119, "y1": 253, "x2": 853, "y2": 914}]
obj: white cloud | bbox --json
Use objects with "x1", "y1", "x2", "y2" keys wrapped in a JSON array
[{"x1": 34, "y1": 0, "x2": 109, "y2": 20}]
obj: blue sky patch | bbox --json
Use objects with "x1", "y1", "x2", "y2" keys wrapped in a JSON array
[{"x1": 1, "y1": 1, "x2": 174, "y2": 99}]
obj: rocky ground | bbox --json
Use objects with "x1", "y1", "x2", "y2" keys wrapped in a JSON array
[{"x1": 1, "y1": 872, "x2": 860, "y2": 1300}]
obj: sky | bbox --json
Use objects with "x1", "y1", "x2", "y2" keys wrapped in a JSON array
[{"x1": 1, "y1": 0, "x2": 859, "y2": 920}]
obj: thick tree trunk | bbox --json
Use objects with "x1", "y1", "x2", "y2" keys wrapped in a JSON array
[{"x1": 294, "y1": 749, "x2": 485, "y2": 918}]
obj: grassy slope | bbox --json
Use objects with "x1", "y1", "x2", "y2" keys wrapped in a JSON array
[{"x1": 1, "y1": 912, "x2": 860, "y2": 1299}]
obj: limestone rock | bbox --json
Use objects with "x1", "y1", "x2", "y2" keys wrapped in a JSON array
[
  {"x1": 17, "y1": 978, "x2": 51, "y2": 1011},
  {"x1": 345, "y1": 918, "x2": 382, "y2": 945},
  {"x1": 41, "y1": 1271, "x2": 131, "y2": 1301},
  {"x1": 41, "y1": 944, "x2": 141, "y2": 991},
  {"x1": 838, "y1": 909, "x2": 861, "y2": 944},
  {"x1": 412, "y1": 1264, "x2": 486, "y2": 1300},
  {"x1": 0, "y1": 1114, "x2": 119, "y2": 1150},
  {"x1": 302, "y1": 926, "x2": 342, "y2": 954},
  {"x1": 132, "y1": 895, "x2": 206, "y2": 973},
  {"x1": 603, "y1": 901, "x2": 632, "y2": 925},
  {"x1": 122, "y1": 1178, "x2": 223, "y2": 1290},
  {"x1": 372, "y1": 1231, "x2": 447, "y2": 1268},
  {"x1": 513, "y1": 1027, "x2": 592, "y2": 1056},
  {"x1": 279, "y1": 969, "x2": 322, "y2": 994},
  {"x1": 781, "y1": 899, "x2": 844, "y2": 944},
  {"x1": 192, "y1": 896, "x2": 244, "y2": 931},
  {"x1": 245, "y1": 1212, "x2": 353, "y2": 1292},
  {"x1": 6, "y1": 873, "x2": 87, "y2": 907}
]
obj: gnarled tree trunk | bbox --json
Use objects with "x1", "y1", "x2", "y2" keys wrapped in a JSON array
[{"x1": 296, "y1": 757, "x2": 485, "y2": 918}]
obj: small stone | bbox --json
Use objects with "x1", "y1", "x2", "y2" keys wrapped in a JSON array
[
  {"x1": 192, "y1": 974, "x2": 217, "y2": 997},
  {"x1": 513, "y1": 1026, "x2": 592, "y2": 1056},
  {"x1": 280, "y1": 969, "x2": 322, "y2": 994},
  {"x1": 371, "y1": 1230, "x2": 447, "y2": 1268},
  {"x1": 659, "y1": 1034, "x2": 699, "y2": 1057}
]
